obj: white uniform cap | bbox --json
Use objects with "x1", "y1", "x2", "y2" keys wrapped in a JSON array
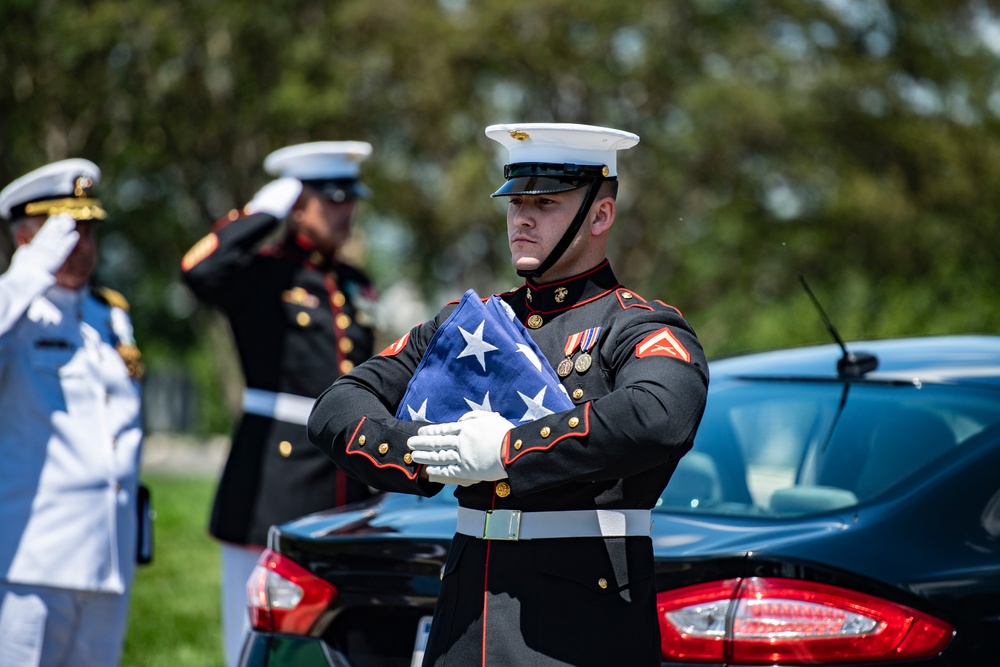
[
  {"x1": 486, "y1": 123, "x2": 638, "y2": 175},
  {"x1": 264, "y1": 141, "x2": 373, "y2": 180},
  {"x1": 0, "y1": 158, "x2": 104, "y2": 221},
  {"x1": 485, "y1": 123, "x2": 639, "y2": 196}
]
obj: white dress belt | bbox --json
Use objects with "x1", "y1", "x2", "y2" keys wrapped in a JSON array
[
  {"x1": 242, "y1": 388, "x2": 316, "y2": 426},
  {"x1": 456, "y1": 506, "x2": 652, "y2": 541}
]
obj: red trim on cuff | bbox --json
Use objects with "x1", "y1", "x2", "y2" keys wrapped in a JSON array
[
  {"x1": 347, "y1": 416, "x2": 367, "y2": 445},
  {"x1": 345, "y1": 416, "x2": 418, "y2": 481},
  {"x1": 504, "y1": 403, "x2": 591, "y2": 464}
]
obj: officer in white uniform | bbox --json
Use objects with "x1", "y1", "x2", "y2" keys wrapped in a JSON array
[{"x1": 0, "y1": 159, "x2": 144, "y2": 667}]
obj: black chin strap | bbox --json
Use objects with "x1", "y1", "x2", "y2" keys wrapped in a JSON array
[{"x1": 517, "y1": 176, "x2": 605, "y2": 280}]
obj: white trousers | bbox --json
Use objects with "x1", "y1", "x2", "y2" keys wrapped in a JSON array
[
  {"x1": 220, "y1": 543, "x2": 265, "y2": 667},
  {"x1": 0, "y1": 583, "x2": 130, "y2": 667}
]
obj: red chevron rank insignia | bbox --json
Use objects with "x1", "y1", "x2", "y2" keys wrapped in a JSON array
[
  {"x1": 380, "y1": 332, "x2": 410, "y2": 356},
  {"x1": 635, "y1": 327, "x2": 691, "y2": 362}
]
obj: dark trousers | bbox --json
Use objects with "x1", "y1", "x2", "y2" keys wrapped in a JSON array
[{"x1": 424, "y1": 533, "x2": 660, "y2": 667}]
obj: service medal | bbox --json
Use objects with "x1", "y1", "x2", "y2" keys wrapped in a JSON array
[
  {"x1": 574, "y1": 326, "x2": 602, "y2": 375},
  {"x1": 560, "y1": 331, "x2": 586, "y2": 377}
]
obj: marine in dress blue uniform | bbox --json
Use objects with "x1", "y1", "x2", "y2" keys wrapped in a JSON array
[
  {"x1": 180, "y1": 141, "x2": 380, "y2": 666},
  {"x1": 308, "y1": 124, "x2": 709, "y2": 666},
  {"x1": 0, "y1": 159, "x2": 144, "y2": 667}
]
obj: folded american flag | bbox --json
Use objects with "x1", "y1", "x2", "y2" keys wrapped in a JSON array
[{"x1": 396, "y1": 289, "x2": 574, "y2": 423}]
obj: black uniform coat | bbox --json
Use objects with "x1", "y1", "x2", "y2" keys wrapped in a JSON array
[
  {"x1": 308, "y1": 260, "x2": 709, "y2": 666},
  {"x1": 182, "y1": 209, "x2": 377, "y2": 546}
]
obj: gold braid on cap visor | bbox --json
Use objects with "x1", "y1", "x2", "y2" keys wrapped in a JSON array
[{"x1": 24, "y1": 198, "x2": 108, "y2": 220}]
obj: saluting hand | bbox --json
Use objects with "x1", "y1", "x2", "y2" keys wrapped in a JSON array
[
  {"x1": 408, "y1": 411, "x2": 514, "y2": 486},
  {"x1": 244, "y1": 177, "x2": 303, "y2": 219},
  {"x1": 11, "y1": 214, "x2": 79, "y2": 277}
]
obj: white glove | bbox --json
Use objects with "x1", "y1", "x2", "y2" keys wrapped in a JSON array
[
  {"x1": 244, "y1": 177, "x2": 303, "y2": 218},
  {"x1": 408, "y1": 411, "x2": 514, "y2": 485},
  {"x1": 10, "y1": 214, "x2": 79, "y2": 276}
]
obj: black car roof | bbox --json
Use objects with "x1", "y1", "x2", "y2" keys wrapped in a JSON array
[{"x1": 710, "y1": 335, "x2": 1000, "y2": 387}]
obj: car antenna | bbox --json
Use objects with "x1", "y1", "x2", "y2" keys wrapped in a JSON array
[{"x1": 798, "y1": 273, "x2": 878, "y2": 377}]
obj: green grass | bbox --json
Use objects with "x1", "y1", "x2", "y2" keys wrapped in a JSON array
[{"x1": 123, "y1": 475, "x2": 225, "y2": 667}]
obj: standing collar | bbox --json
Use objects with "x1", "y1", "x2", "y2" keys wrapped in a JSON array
[
  {"x1": 279, "y1": 232, "x2": 336, "y2": 270},
  {"x1": 523, "y1": 260, "x2": 620, "y2": 314}
]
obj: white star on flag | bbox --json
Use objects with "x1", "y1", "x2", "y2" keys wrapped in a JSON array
[
  {"x1": 457, "y1": 320, "x2": 498, "y2": 371},
  {"x1": 498, "y1": 299, "x2": 517, "y2": 320},
  {"x1": 517, "y1": 343, "x2": 543, "y2": 372},
  {"x1": 407, "y1": 398, "x2": 429, "y2": 421},
  {"x1": 464, "y1": 392, "x2": 493, "y2": 413},
  {"x1": 518, "y1": 386, "x2": 556, "y2": 422}
]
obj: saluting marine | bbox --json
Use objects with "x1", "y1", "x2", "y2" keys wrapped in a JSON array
[
  {"x1": 0, "y1": 159, "x2": 144, "y2": 667},
  {"x1": 180, "y1": 142, "x2": 379, "y2": 667},
  {"x1": 309, "y1": 124, "x2": 709, "y2": 666}
]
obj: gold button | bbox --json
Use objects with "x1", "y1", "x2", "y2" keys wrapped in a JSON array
[
  {"x1": 622, "y1": 291, "x2": 633, "y2": 299},
  {"x1": 336, "y1": 313, "x2": 352, "y2": 329},
  {"x1": 310, "y1": 251, "x2": 324, "y2": 265},
  {"x1": 572, "y1": 388, "x2": 584, "y2": 400},
  {"x1": 340, "y1": 360, "x2": 354, "y2": 374},
  {"x1": 228, "y1": 209, "x2": 240, "y2": 220},
  {"x1": 568, "y1": 417, "x2": 579, "y2": 428},
  {"x1": 495, "y1": 482, "x2": 511, "y2": 498},
  {"x1": 339, "y1": 338, "x2": 354, "y2": 353},
  {"x1": 332, "y1": 292, "x2": 346, "y2": 307},
  {"x1": 526, "y1": 314, "x2": 543, "y2": 329},
  {"x1": 358, "y1": 435, "x2": 366, "y2": 446},
  {"x1": 378, "y1": 443, "x2": 389, "y2": 455},
  {"x1": 540, "y1": 426, "x2": 551, "y2": 438},
  {"x1": 279, "y1": 441, "x2": 293, "y2": 457},
  {"x1": 513, "y1": 439, "x2": 523, "y2": 450},
  {"x1": 403, "y1": 453, "x2": 413, "y2": 464},
  {"x1": 296, "y1": 312, "x2": 311, "y2": 326},
  {"x1": 598, "y1": 578, "x2": 608, "y2": 589}
]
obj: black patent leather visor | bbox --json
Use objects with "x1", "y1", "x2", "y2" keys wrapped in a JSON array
[
  {"x1": 302, "y1": 178, "x2": 371, "y2": 202},
  {"x1": 490, "y1": 162, "x2": 609, "y2": 197}
]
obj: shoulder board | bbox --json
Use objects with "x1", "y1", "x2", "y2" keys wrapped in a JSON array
[
  {"x1": 92, "y1": 286, "x2": 131, "y2": 312},
  {"x1": 496, "y1": 284, "x2": 525, "y2": 298},
  {"x1": 615, "y1": 287, "x2": 650, "y2": 311},
  {"x1": 615, "y1": 288, "x2": 684, "y2": 316}
]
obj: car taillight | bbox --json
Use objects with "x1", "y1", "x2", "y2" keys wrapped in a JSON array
[
  {"x1": 658, "y1": 577, "x2": 953, "y2": 664},
  {"x1": 246, "y1": 549, "x2": 338, "y2": 635}
]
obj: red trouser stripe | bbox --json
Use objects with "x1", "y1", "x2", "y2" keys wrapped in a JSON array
[
  {"x1": 481, "y1": 483, "x2": 501, "y2": 666},
  {"x1": 336, "y1": 469, "x2": 347, "y2": 506}
]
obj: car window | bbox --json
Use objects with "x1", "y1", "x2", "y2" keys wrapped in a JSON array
[{"x1": 656, "y1": 379, "x2": 1000, "y2": 518}]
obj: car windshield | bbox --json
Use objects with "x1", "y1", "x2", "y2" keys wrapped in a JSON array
[{"x1": 656, "y1": 379, "x2": 1000, "y2": 518}]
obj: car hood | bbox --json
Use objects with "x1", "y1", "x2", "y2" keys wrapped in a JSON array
[
  {"x1": 649, "y1": 511, "x2": 854, "y2": 557},
  {"x1": 276, "y1": 492, "x2": 460, "y2": 542}
]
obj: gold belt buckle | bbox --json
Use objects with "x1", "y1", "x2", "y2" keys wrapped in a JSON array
[{"x1": 483, "y1": 509, "x2": 522, "y2": 540}]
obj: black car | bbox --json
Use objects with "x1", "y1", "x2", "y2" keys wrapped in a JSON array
[{"x1": 240, "y1": 335, "x2": 1000, "y2": 667}]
